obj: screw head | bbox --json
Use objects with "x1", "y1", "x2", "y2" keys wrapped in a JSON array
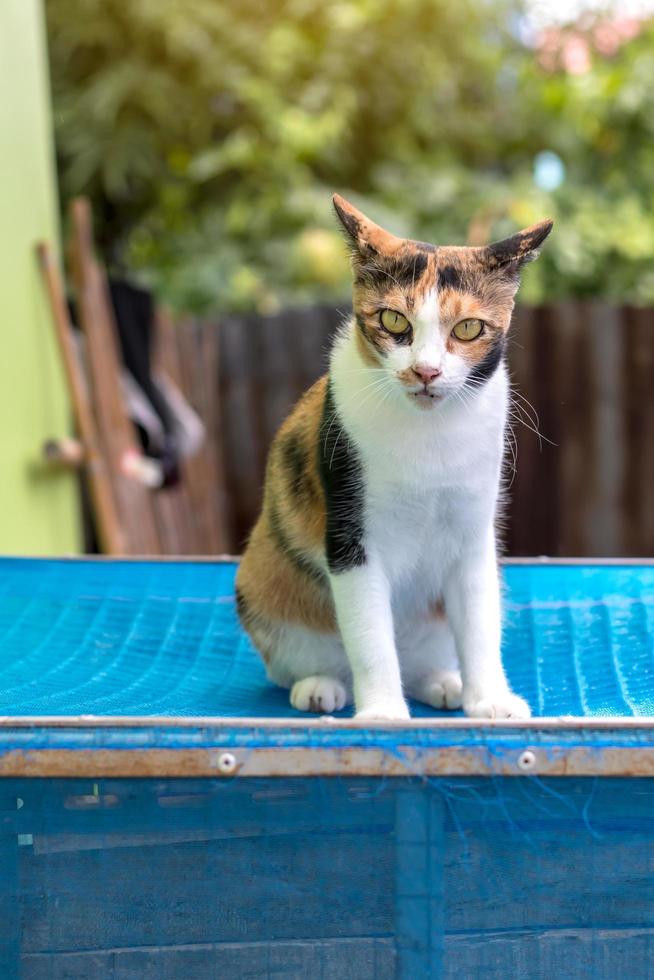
[
  {"x1": 218, "y1": 752, "x2": 237, "y2": 774},
  {"x1": 518, "y1": 749, "x2": 536, "y2": 771}
]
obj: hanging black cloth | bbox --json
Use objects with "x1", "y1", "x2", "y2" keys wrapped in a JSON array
[{"x1": 108, "y1": 279, "x2": 181, "y2": 487}]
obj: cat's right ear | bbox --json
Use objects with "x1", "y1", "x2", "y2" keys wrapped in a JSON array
[
  {"x1": 485, "y1": 219, "x2": 554, "y2": 271},
  {"x1": 332, "y1": 194, "x2": 404, "y2": 258}
]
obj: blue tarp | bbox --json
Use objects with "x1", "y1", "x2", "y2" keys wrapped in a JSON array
[{"x1": 0, "y1": 557, "x2": 651, "y2": 717}]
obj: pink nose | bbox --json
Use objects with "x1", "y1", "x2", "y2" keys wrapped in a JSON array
[{"x1": 411, "y1": 364, "x2": 441, "y2": 384}]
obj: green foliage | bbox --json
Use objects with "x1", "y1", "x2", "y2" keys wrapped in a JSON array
[{"x1": 46, "y1": 0, "x2": 654, "y2": 311}]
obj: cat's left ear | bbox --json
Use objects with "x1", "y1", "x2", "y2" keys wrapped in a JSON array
[
  {"x1": 332, "y1": 193, "x2": 404, "y2": 258},
  {"x1": 485, "y1": 219, "x2": 553, "y2": 273}
]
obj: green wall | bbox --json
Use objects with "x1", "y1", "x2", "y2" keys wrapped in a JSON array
[{"x1": 0, "y1": 0, "x2": 80, "y2": 554}]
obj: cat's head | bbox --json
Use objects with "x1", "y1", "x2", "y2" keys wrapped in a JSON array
[{"x1": 333, "y1": 194, "x2": 552, "y2": 409}]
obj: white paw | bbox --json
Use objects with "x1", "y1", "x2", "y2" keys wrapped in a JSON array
[
  {"x1": 464, "y1": 691, "x2": 531, "y2": 719},
  {"x1": 290, "y1": 676, "x2": 348, "y2": 714},
  {"x1": 355, "y1": 700, "x2": 411, "y2": 722},
  {"x1": 413, "y1": 671, "x2": 463, "y2": 710}
]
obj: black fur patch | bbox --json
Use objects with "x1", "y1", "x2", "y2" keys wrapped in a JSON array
[
  {"x1": 332, "y1": 198, "x2": 362, "y2": 244},
  {"x1": 235, "y1": 585, "x2": 248, "y2": 622},
  {"x1": 358, "y1": 250, "x2": 429, "y2": 290},
  {"x1": 437, "y1": 264, "x2": 463, "y2": 291},
  {"x1": 268, "y1": 501, "x2": 328, "y2": 587},
  {"x1": 235, "y1": 585, "x2": 263, "y2": 632},
  {"x1": 487, "y1": 234, "x2": 525, "y2": 267},
  {"x1": 235, "y1": 585, "x2": 275, "y2": 637},
  {"x1": 466, "y1": 336, "x2": 506, "y2": 387},
  {"x1": 390, "y1": 330, "x2": 413, "y2": 347},
  {"x1": 318, "y1": 381, "x2": 366, "y2": 573},
  {"x1": 487, "y1": 221, "x2": 553, "y2": 268},
  {"x1": 280, "y1": 433, "x2": 317, "y2": 504}
]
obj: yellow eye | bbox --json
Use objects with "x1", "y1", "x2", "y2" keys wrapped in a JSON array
[
  {"x1": 380, "y1": 309, "x2": 410, "y2": 334},
  {"x1": 452, "y1": 318, "x2": 483, "y2": 342}
]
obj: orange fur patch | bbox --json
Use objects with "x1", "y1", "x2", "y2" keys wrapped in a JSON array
[{"x1": 235, "y1": 376, "x2": 337, "y2": 637}]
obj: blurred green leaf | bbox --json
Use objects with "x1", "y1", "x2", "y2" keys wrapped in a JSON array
[{"x1": 45, "y1": 0, "x2": 654, "y2": 311}]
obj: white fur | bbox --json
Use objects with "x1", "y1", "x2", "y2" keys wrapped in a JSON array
[
  {"x1": 411, "y1": 288, "x2": 444, "y2": 372},
  {"x1": 270, "y1": 317, "x2": 529, "y2": 720}
]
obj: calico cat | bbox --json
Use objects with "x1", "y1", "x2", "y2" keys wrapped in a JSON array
[{"x1": 236, "y1": 194, "x2": 552, "y2": 719}]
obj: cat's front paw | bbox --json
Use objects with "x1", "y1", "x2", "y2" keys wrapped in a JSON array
[
  {"x1": 291, "y1": 676, "x2": 348, "y2": 713},
  {"x1": 356, "y1": 700, "x2": 411, "y2": 722},
  {"x1": 411, "y1": 671, "x2": 463, "y2": 710},
  {"x1": 464, "y1": 692, "x2": 531, "y2": 720}
]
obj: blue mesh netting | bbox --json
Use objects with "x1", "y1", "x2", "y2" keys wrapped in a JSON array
[{"x1": 0, "y1": 557, "x2": 651, "y2": 717}]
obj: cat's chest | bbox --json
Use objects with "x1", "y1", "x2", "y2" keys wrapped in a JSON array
[
  {"x1": 360, "y1": 449, "x2": 497, "y2": 577},
  {"x1": 364, "y1": 479, "x2": 485, "y2": 570}
]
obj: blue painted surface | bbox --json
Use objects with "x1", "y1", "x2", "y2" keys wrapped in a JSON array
[
  {"x1": 0, "y1": 776, "x2": 652, "y2": 979},
  {"x1": 0, "y1": 720, "x2": 653, "y2": 757},
  {"x1": 0, "y1": 557, "x2": 652, "y2": 717}
]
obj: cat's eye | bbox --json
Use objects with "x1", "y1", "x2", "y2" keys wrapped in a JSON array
[
  {"x1": 452, "y1": 318, "x2": 484, "y2": 342},
  {"x1": 380, "y1": 309, "x2": 410, "y2": 334}
]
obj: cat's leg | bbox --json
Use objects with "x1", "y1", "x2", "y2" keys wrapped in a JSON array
[
  {"x1": 443, "y1": 531, "x2": 531, "y2": 719},
  {"x1": 399, "y1": 615, "x2": 463, "y2": 710},
  {"x1": 330, "y1": 559, "x2": 410, "y2": 720},
  {"x1": 262, "y1": 622, "x2": 353, "y2": 714}
]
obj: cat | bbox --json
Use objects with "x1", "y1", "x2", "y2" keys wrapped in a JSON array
[{"x1": 236, "y1": 194, "x2": 552, "y2": 719}]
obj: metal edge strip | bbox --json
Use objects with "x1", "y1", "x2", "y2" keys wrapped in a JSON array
[
  {"x1": 1, "y1": 745, "x2": 653, "y2": 778},
  {"x1": 1, "y1": 716, "x2": 654, "y2": 729}
]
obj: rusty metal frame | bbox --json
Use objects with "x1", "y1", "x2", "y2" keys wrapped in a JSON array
[
  {"x1": 1, "y1": 718, "x2": 654, "y2": 778},
  {"x1": 0, "y1": 746, "x2": 653, "y2": 778}
]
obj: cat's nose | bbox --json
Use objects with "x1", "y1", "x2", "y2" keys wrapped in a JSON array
[{"x1": 411, "y1": 364, "x2": 442, "y2": 384}]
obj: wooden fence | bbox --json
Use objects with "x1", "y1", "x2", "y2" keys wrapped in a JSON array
[
  {"x1": 209, "y1": 303, "x2": 654, "y2": 558},
  {"x1": 507, "y1": 303, "x2": 654, "y2": 557},
  {"x1": 215, "y1": 305, "x2": 339, "y2": 551}
]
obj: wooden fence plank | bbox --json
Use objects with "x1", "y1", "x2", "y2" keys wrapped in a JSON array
[
  {"x1": 152, "y1": 311, "x2": 202, "y2": 555},
  {"x1": 199, "y1": 319, "x2": 232, "y2": 553},
  {"x1": 555, "y1": 302, "x2": 592, "y2": 556},
  {"x1": 621, "y1": 306, "x2": 654, "y2": 555},
  {"x1": 174, "y1": 317, "x2": 230, "y2": 554},
  {"x1": 217, "y1": 315, "x2": 267, "y2": 550},
  {"x1": 583, "y1": 302, "x2": 627, "y2": 554}
]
